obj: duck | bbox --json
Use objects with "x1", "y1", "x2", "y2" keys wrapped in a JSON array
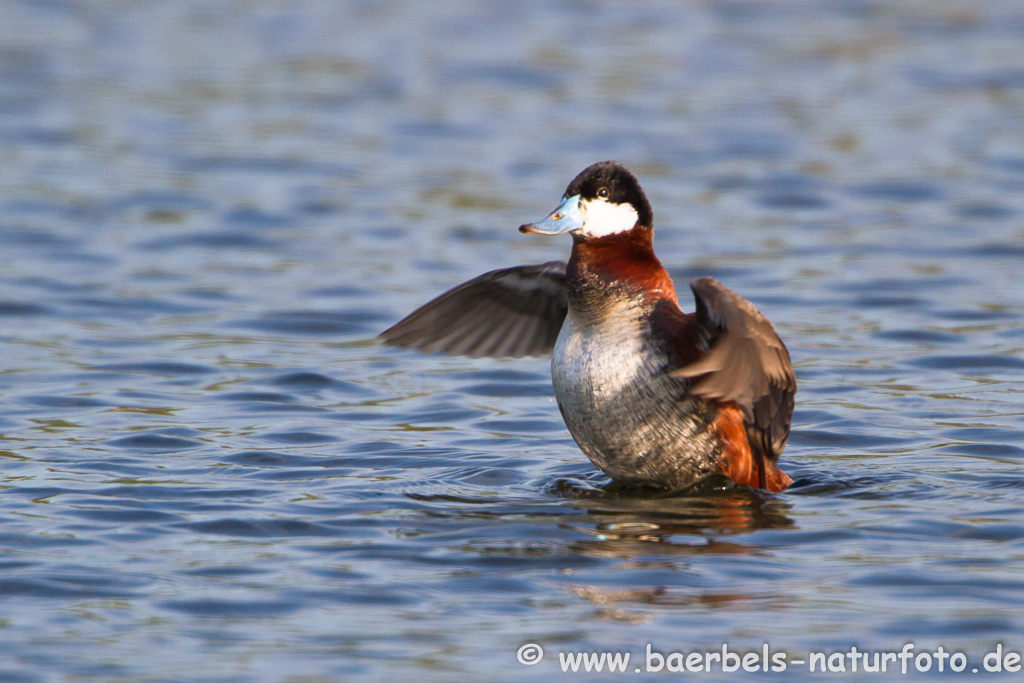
[{"x1": 380, "y1": 161, "x2": 795, "y2": 492}]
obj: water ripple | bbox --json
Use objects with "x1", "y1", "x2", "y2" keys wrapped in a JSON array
[{"x1": 3, "y1": 1, "x2": 1024, "y2": 681}]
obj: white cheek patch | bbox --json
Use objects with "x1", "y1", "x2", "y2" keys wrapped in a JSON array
[{"x1": 578, "y1": 199, "x2": 639, "y2": 238}]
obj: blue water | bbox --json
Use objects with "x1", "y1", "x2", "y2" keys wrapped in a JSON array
[{"x1": 2, "y1": 1, "x2": 1024, "y2": 681}]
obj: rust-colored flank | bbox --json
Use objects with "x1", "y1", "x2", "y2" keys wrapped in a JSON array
[{"x1": 713, "y1": 403, "x2": 792, "y2": 492}]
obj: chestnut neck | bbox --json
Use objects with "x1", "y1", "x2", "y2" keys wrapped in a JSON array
[{"x1": 565, "y1": 226, "x2": 677, "y2": 310}]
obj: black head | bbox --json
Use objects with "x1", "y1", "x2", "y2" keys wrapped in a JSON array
[
  {"x1": 564, "y1": 161, "x2": 653, "y2": 230},
  {"x1": 518, "y1": 161, "x2": 655, "y2": 239}
]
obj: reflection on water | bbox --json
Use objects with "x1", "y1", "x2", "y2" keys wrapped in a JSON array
[
  {"x1": 1, "y1": 0, "x2": 1024, "y2": 681},
  {"x1": 560, "y1": 477, "x2": 796, "y2": 538}
]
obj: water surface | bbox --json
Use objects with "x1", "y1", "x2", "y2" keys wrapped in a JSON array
[{"x1": 2, "y1": 1, "x2": 1024, "y2": 681}]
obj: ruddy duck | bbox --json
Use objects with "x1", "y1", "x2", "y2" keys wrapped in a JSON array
[{"x1": 381, "y1": 161, "x2": 795, "y2": 492}]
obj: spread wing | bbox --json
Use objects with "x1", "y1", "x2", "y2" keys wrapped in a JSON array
[
  {"x1": 379, "y1": 261, "x2": 568, "y2": 358},
  {"x1": 669, "y1": 277, "x2": 796, "y2": 463}
]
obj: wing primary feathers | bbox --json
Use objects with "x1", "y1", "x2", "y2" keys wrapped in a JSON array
[
  {"x1": 379, "y1": 262, "x2": 569, "y2": 359},
  {"x1": 669, "y1": 277, "x2": 797, "y2": 464}
]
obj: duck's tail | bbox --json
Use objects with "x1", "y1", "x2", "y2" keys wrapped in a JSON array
[{"x1": 712, "y1": 404, "x2": 792, "y2": 493}]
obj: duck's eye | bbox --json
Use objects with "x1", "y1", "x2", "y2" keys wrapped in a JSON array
[{"x1": 597, "y1": 188, "x2": 609, "y2": 199}]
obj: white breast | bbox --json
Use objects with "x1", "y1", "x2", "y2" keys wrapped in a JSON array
[
  {"x1": 549, "y1": 300, "x2": 718, "y2": 486},
  {"x1": 551, "y1": 309, "x2": 649, "y2": 412}
]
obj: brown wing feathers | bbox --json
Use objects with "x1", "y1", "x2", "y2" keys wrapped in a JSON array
[
  {"x1": 379, "y1": 262, "x2": 569, "y2": 359},
  {"x1": 670, "y1": 277, "x2": 796, "y2": 489}
]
